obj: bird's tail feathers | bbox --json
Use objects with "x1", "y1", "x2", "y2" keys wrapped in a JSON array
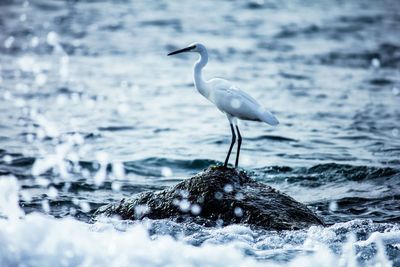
[{"x1": 259, "y1": 110, "x2": 279, "y2": 126}]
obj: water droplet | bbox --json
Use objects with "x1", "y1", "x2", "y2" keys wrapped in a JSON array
[
  {"x1": 112, "y1": 162, "x2": 125, "y2": 179},
  {"x1": 30, "y1": 36, "x2": 39, "y2": 47},
  {"x1": 234, "y1": 207, "x2": 243, "y2": 217},
  {"x1": 191, "y1": 204, "x2": 201, "y2": 215},
  {"x1": 3, "y1": 91, "x2": 12, "y2": 100},
  {"x1": 161, "y1": 167, "x2": 173, "y2": 177},
  {"x1": 47, "y1": 186, "x2": 58, "y2": 199},
  {"x1": 179, "y1": 199, "x2": 190, "y2": 212},
  {"x1": 72, "y1": 198, "x2": 79, "y2": 205},
  {"x1": 214, "y1": 191, "x2": 223, "y2": 200},
  {"x1": 94, "y1": 151, "x2": 109, "y2": 185},
  {"x1": 4, "y1": 36, "x2": 15, "y2": 49},
  {"x1": 235, "y1": 192, "x2": 244, "y2": 200},
  {"x1": 19, "y1": 14, "x2": 27, "y2": 22},
  {"x1": 371, "y1": 58, "x2": 380, "y2": 68},
  {"x1": 47, "y1": 31, "x2": 59, "y2": 46},
  {"x1": 0, "y1": 176, "x2": 24, "y2": 219},
  {"x1": 94, "y1": 168, "x2": 107, "y2": 185},
  {"x1": 42, "y1": 199, "x2": 50, "y2": 213},
  {"x1": 111, "y1": 181, "x2": 122, "y2": 191},
  {"x1": 56, "y1": 95, "x2": 67, "y2": 106},
  {"x1": 179, "y1": 190, "x2": 189, "y2": 198},
  {"x1": 223, "y1": 184, "x2": 233, "y2": 193},
  {"x1": 329, "y1": 201, "x2": 338, "y2": 211},
  {"x1": 2, "y1": 155, "x2": 13, "y2": 164},
  {"x1": 60, "y1": 55, "x2": 69, "y2": 79},
  {"x1": 172, "y1": 198, "x2": 180, "y2": 206},
  {"x1": 80, "y1": 201, "x2": 91, "y2": 213},
  {"x1": 17, "y1": 55, "x2": 36, "y2": 72},
  {"x1": 26, "y1": 133, "x2": 34, "y2": 143},
  {"x1": 69, "y1": 207, "x2": 76, "y2": 216},
  {"x1": 71, "y1": 92, "x2": 80, "y2": 102}
]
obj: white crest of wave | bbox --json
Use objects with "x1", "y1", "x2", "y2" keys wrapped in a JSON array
[
  {"x1": 0, "y1": 176, "x2": 24, "y2": 220},
  {"x1": 0, "y1": 214, "x2": 263, "y2": 267},
  {"x1": 0, "y1": 175, "x2": 398, "y2": 267},
  {"x1": 0, "y1": 213, "x2": 397, "y2": 267}
]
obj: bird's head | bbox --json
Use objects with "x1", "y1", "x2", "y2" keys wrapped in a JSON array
[{"x1": 167, "y1": 42, "x2": 206, "y2": 56}]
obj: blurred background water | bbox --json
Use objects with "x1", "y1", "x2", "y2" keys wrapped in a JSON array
[{"x1": 0, "y1": 0, "x2": 399, "y2": 266}]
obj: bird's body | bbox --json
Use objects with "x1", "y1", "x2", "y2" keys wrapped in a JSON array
[
  {"x1": 207, "y1": 78, "x2": 278, "y2": 124},
  {"x1": 168, "y1": 43, "x2": 278, "y2": 167}
]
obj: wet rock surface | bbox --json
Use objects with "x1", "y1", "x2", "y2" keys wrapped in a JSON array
[{"x1": 93, "y1": 166, "x2": 324, "y2": 230}]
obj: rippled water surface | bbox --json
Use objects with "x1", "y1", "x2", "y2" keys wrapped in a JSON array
[{"x1": 0, "y1": 0, "x2": 399, "y2": 266}]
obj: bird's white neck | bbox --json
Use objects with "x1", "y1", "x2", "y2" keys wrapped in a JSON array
[{"x1": 193, "y1": 49, "x2": 209, "y2": 98}]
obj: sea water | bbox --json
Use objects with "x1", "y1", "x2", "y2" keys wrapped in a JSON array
[{"x1": 0, "y1": 0, "x2": 399, "y2": 266}]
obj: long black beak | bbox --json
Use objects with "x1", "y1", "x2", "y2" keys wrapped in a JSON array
[{"x1": 167, "y1": 45, "x2": 195, "y2": 56}]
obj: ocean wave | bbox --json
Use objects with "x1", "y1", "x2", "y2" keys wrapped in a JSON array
[
  {"x1": 0, "y1": 213, "x2": 398, "y2": 267},
  {"x1": 258, "y1": 163, "x2": 398, "y2": 183}
]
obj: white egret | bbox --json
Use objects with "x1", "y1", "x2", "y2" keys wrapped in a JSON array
[{"x1": 168, "y1": 43, "x2": 279, "y2": 168}]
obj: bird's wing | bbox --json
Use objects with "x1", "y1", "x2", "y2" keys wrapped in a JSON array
[
  {"x1": 206, "y1": 78, "x2": 278, "y2": 125},
  {"x1": 208, "y1": 78, "x2": 256, "y2": 102}
]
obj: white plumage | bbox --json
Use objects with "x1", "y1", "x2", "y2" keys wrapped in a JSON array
[
  {"x1": 168, "y1": 42, "x2": 278, "y2": 168},
  {"x1": 207, "y1": 78, "x2": 279, "y2": 125}
]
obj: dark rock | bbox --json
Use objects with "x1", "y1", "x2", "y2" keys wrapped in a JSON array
[{"x1": 93, "y1": 166, "x2": 324, "y2": 230}]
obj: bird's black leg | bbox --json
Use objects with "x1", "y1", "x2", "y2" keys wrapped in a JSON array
[
  {"x1": 235, "y1": 126, "x2": 242, "y2": 168},
  {"x1": 224, "y1": 123, "x2": 236, "y2": 167}
]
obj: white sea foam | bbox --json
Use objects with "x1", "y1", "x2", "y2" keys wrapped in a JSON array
[
  {"x1": 0, "y1": 174, "x2": 397, "y2": 267},
  {"x1": 0, "y1": 213, "x2": 397, "y2": 267},
  {"x1": 0, "y1": 214, "x2": 262, "y2": 267},
  {"x1": 0, "y1": 176, "x2": 24, "y2": 220}
]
